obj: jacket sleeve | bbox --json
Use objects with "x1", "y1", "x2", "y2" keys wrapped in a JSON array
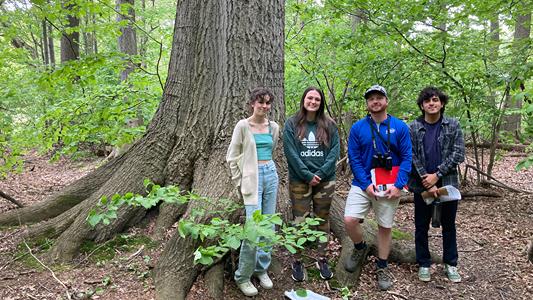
[
  {"x1": 394, "y1": 121, "x2": 412, "y2": 189},
  {"x1": 316, "y1": 124, "x2": 340, "y2": 180},
  {"x1": 409, "y1": 121, "x2": 427, "y2": 177},
  {"x1": 272, "y1": 122, "x2": 280, "y2": 151},
  {"x1": 226, "y1": 121, "x2": 244, "y2": 187},
  {"x1": 438, "y1": 119, "x2": 465, "y2": 175},
  {"x1": 283, "y1": 119, "x2": 315, "y2": 183},
  {"x1": 348, "y1": 124, "x2": 372, "y2": 189}
]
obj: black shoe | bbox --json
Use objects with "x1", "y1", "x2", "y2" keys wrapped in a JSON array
[
  {"x1": 344, "y1": 246, "x2": 366, "y2": 273},
  {"x1": 315, "y1": 258, "x2": 333, "y2": 280},
  {"x1": 291, "y1": 260, "x2": 306, "y2": 282}
]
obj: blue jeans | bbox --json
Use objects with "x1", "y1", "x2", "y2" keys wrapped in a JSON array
[
  {"x1": 234, "y1": 161, "x2": 278, "y2": 283},
  {"x1": 414, "y1": 193, "x2": 458, "y2": 267}
]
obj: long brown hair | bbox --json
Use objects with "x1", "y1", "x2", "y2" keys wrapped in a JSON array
[{"x1": 294, "y1": 87, "x2": 335, "y2": 147}]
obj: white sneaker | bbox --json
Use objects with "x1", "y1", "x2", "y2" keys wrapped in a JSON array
[
  {"x1": 256, "y1": 273, "x2": 273, "y2": 289},
  {"x1": 237, "y1": 281, "x2": 258, "y2": 297}
]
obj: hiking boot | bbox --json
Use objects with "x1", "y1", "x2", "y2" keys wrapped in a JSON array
[
  {"x1": 236, "y1": 281, "x2": 258, "y2": 297},
  {"x1": 344, "y1": 246, "x2": 366, "y2": 273},
  {"x1": 444, "y1": 264, "x2": 461, "y2": 283},
  {"x1": 418, "y1": 266, "x2": 431, "y2": 282},
  {"x1": 315, "y1": 258, "x2": 333, "y2": 280},
  {"x1": 255, "y1": 273, "x2": 273, "y2": 289},
  {"x1": 376, "y1": 267, "x2": 393, "y2": 291},
  {"x1": 291, "y1": 260, "x2": 306, "y2": 282}
]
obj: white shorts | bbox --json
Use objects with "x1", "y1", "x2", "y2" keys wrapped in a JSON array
[{"x1": 344, "y1": 185, "x2": 399, "y2": 228}]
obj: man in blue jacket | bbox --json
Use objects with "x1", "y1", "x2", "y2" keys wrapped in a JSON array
[{"x1": 344, "y1": 85, "x2": 412, "y2": 291}]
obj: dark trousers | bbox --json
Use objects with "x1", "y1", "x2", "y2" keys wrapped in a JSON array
[{"x1": 414, "y1": 193, "x2": 458, "y2": 267}]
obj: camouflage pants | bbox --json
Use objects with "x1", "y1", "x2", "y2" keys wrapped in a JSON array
[{"x1": 289, "y1": 181, "x2": 335, "y2": 255}]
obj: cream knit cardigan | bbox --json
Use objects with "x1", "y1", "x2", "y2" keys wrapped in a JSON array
[{"x1": 226, "y1": 119, "x2": 279, "y2": 205}]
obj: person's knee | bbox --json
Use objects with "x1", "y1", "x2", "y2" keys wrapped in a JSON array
[
  {"x1": 377, "y1": 225, "x2": 392, "y2": 234},
  {"x1": 344, "y1": 216, "x2": 360, "y2": 227}
]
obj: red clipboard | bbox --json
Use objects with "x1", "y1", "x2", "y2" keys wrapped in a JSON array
[{"x1": 371, "y1": 166, "x2": 399, "y2": 197}]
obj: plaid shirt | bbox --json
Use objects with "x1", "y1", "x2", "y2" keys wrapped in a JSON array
[{"x1": 407, "y1": 115, "x2": 465, "y2": 193}]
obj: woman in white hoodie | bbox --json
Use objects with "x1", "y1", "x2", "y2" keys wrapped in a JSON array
[{"x1": 226, "y1": 87, "x2": 279, "y2": 297}]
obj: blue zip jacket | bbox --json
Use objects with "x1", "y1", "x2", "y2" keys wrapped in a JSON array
[{"x1": 348, "y1": 114, "x2": 412, "y2": 190}]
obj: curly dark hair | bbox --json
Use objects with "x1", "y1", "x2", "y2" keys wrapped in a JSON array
[
  {"x1": 416, "y1": 86, "x2": 448, "y2": 114},
  {"x1": 249, "y1": 87, "x2": 274, "y2": 104}
]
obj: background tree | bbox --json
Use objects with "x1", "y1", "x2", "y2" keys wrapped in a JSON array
[{"x1": 60, "y1": 0, "x2": 79, "y2": 62}]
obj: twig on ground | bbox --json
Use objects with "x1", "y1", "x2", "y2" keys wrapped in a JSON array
[
  {"x1": 0, "y1": 252, "x2": 30, "y2": 272},
  {"x1": 75, "y1": 242, "x2": 109, "y2": 267},
  {"x1": 458, "y1": 247, "x2": 483, "y2": 253},
  {"x1": 84, "y1": 279, "x2": 103, "y2": 285},
  {"x1": 465, "y1": 164, "x2": 531, "y2": 194},
  {"x1": 387, "y1": 291, "x2": 409, "y2": 299},
  {"x1": 127, "y1": 245, "x2": 145, "y2": 261},
  {"x1": 25, "y1": 293, "x2": 39, "y2": 300},
  {"x1": 23, "y1": 241, "x2": 72, "y2": 300},
  {"x1": 471, "y1": 238, "x2": 486, "y2": 246}
]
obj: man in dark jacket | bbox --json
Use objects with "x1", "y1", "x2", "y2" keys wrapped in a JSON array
[{"x1": 408, "y1": 86, "x2": 465, "y2": 283}]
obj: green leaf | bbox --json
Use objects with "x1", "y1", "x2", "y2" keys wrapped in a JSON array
[
  {"x1": 296, "y1": 237, "x2": 307, "y2": 246},
  {"x1": 285, "y1": 244, "x2": 297, "y2": 254},
  {"x1": 226, "y1": 236, "x2": 242, "y2": 250},
  {"x1": 296, "y1": 289, "x2": 308, "y2": 297},
  {"x1": 87, "y1": 212, "x2": 102, "y2": 227}
]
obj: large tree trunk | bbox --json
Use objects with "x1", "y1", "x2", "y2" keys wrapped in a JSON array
[{"x1": 0, "y1": 1, "x2": 285, "y2": 299}]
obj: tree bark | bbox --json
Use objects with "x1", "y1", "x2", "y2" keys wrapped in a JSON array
[
  {"x1": 42, "y1": 19, "x2": 50, "y2": 65},
  {"x1": 47, "y1": 21, "x2": 56, "y2": 67},
  {"x1": 527, "y1": 238, "x2": 533, "y2": 263},
  {"x1": 60, "y1": 1, "x2": 80, "y2": 62},
  {"x1": 502, "y1": 10, "x2": 531, "y2": 136}
]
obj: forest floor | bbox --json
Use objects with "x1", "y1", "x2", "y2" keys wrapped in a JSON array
[{"x1": 0, "y1": 150, "x2": 532, "y2": 300}]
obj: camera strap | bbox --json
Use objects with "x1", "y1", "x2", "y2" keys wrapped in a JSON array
[{"x1": 367, "y1": 116, "x2": 391, "y2": 154}]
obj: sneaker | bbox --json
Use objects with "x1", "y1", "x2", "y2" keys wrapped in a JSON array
[
  {"x1": 344, "y1": 246, "x2": 366, "y2": 273},
  {"x1": 376, "y1": 267, "x2": 393, "y2": 291},
  {"x1": 444, "y1": 264, "x2": 461, "y2": 283},
  {"x1": 236, "y1": 281, "x2": 258, "y2": 297},
  {"x1": 291, "y1": 260, "x2": 306, "y2": 282},
  {"x1": 255, "y1": 273, "x2": 273, "y2": 289},
  {"x1": 315, "y1": 258, "x2": 333, "y2": 280},
  {"x1": 418, "y1": 267, "x2": 431, "y2": 282}
]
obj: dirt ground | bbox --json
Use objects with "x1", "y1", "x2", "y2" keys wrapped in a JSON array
[{"x1": 0, "y1": 151, "x2": 532, "y2": 300}]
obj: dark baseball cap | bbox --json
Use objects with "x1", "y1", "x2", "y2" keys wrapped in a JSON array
[{"x1": 364, "y1": 85, "x2": 387, "y2": 99}]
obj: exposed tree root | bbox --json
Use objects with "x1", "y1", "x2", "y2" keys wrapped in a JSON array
[
  {"x1": 153, "y1": 203, "x2": 187, "y2": 240},
  {"x1": 0, "y1": 157, "x2": 124, "y2": 226},
  {"x1": 204, "y1": 261, "x2": 225, "y2": 299},
  {"x1": 25, "y1": 205, "x2": 82, "y2": 240}
]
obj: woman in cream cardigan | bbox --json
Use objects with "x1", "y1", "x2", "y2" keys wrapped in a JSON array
[{"x1": 226, "y1": 87, "x2": 280, "y2": 297}]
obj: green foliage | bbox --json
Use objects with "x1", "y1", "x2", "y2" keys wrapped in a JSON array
[
  {"x1": 0, "y1": 0, "x2": 176, "y2": 173},
  {"x1": 391, "y1": 228, "x2": 412, "y2": 240},
  {"x1": 88, "y1": 180, "x2": 327, "y2": 265}
]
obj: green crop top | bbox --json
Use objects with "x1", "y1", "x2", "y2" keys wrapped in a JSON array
[{"x1": 254, "y1": 133, "x2": 273, "y2": 160}]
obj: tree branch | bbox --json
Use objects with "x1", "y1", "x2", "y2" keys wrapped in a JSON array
[{"x1": 0, "y1": 189, "x2": 24, "y2": 208}]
